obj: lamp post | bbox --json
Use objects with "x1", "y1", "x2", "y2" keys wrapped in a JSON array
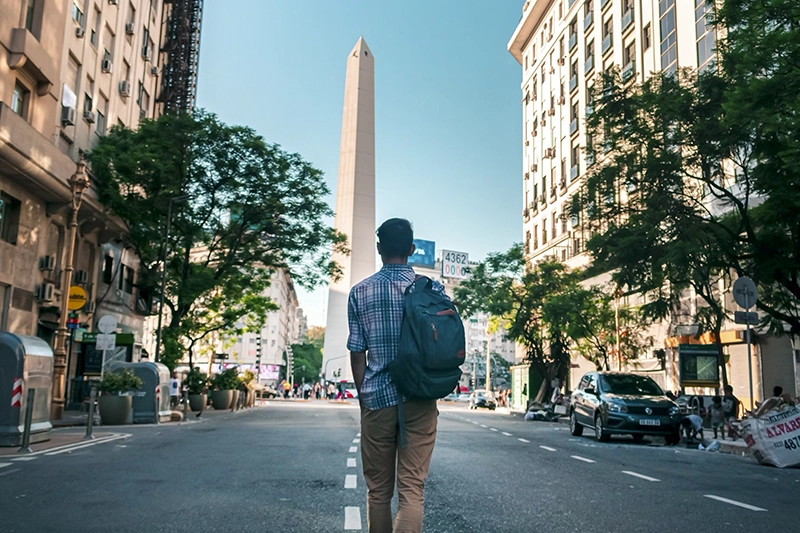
[
  {"x1": 154, "y1": 195, "x2": 188, "y2": 363},
  {"x1": 51, "y1": 157, "x2": 90, "y2": 420}
]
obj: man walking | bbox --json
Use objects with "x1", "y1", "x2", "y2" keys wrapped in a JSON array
[{"x1": 348, "y1": 218, "x2": 443, "y2": 533}]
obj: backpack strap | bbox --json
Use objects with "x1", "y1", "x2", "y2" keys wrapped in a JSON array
[
  {"x1": 397, "y1": 399, "x2": 408, "y2": 448},
  {"x1": 406, "y1": 275, "x2": 432, "y2": 295}
]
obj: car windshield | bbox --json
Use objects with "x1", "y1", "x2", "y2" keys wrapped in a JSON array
[{"x1": 599, "y1": 374, "x2": 664, "y2": 396}]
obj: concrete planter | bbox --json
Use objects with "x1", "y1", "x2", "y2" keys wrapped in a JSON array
[
  {"x1": 188, "y1": 394, "x2": 205, "y2": 412},
  {"x1": 99, "y1": 395, "x2": 132, "y2": 425},
  {"x1": 211, "y1": 390, "x2": 233, "y2": 410}
]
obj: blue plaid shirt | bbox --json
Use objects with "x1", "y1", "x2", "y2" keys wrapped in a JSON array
[{"x1": 347, "y1": 264, "x2": 448, "y2": 411}]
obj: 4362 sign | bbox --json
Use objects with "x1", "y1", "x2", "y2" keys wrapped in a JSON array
[{"x1": 442, "y1": 250, "x2": 469, "y2": 279}]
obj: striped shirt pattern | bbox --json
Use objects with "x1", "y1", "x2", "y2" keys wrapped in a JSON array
[{"x1": 347, "y1": 264, "x2": 448, "y2": 410}]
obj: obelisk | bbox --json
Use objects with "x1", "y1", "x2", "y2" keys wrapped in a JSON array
[{"x1": 323, "y1": 38, "x2": 376, "y2": 383}]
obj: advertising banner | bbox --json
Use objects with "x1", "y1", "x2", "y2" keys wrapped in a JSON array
[
  {"x1": 409, "y1": 239, "x2": 436, "y2": 268},
  {"x1": 678, "y1": 344, "x2": 720, "y2": 387},
  {"x1": 441, "y1": 250, "x2": 469, "y2": 279},
  {"x1": 741, "y1": 405, "x2": 800, "y2": 468}
]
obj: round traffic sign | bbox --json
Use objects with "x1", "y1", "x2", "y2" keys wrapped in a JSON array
[
  {"x1": 97, "y1": 315, "x2": 118, "y2": 334},
  {"x1": 733, "y1": 276, "x2": 758, "y2": 310},
  {"x1": 67, "y1": 285, "x2": 87, "y2": 310}
]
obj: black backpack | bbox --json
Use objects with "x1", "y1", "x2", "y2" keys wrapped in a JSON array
[{"x1": 389, "y1": 276, "x2": 465, "y2": 401}]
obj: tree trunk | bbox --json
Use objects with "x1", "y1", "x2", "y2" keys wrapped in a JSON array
[{"x1": 713, "y1": 326, "x2": 729, "y2": 390}]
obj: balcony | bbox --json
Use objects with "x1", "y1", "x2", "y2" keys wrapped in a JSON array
[
  {"x1": 622, "y1": 60, "x2": 636, "y2": 81},
  {"x1": 622, "y1": 8, "x2": 634, "y2": 33},
  {"x1": 584, "y1": 55, "x2": 594, "y2": 74},
  {"x1": 570, "y1": 118, "x2": 579, "y2": 135},
  {"x1": 584, "y1": 11, "x2": 594, "y2": 31},
  {"x1": 570, "y1": 75, "x2": 578, "y2": 93},
  {"x1": 569, "y1": 33, "x2": 577, "y2": 51},
  {"x1": 570, "y1": 165, "x2": 580, "y2": 181},
  {"x1": 8, "y1": 28, "x2": 58, "y2": 96},
  {"x1": 601, "y1": 0, "x2": 612, "y2": 10},
  {"x1": 602, "y1": 34, "x2": 613, "y2": 55}
]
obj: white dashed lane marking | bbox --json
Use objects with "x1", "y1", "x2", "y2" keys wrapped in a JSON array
[
  {"x1": 349, "y1": 446, "x2": 358, "y2": 453},
  {"x1": 490, "y1": 428, "x2": 498, "y2": 432},
  {"x1": 472, "y1": 421, "x2": 478, "y2": 425},
  {"x1": 352, "y1": 438, "x2": 360, "y2": 444},
  {"x1": 11, "y1": 457, "x2": 37, "y2": 462},
  {"x1": 344, "y1": 474, "x2": 358, "y2": 489},
  {"x1": 540, "y1": 446, "x2": 557, "y2": 452},
  {"x1": 501, "y1": 432, "x2": 512, "y2": 436},
  {"x1": 704, "y1": 495, "x2": 767, "y2": 512},
  {"x1": 347, "y1": 458, "x2": 357, "y2": 468},
  {"x1": 480, "y1": 424, "x2": 487, "y2": 428},
  {"x1": 622, "y1": 471, "x2": 660, "y2": 482},
  {"x1": 571, "y1": 455, "x2": 596, "y2": 464},
  {"x1": 356, "y1": 433, "x2": 361, "y2": 437},
  {"x1": 344, "y1": 506, "x2": 362, "y2": 530},
  {"x1": 518, "y1": 438, "x2": 530, "y2": 443}
]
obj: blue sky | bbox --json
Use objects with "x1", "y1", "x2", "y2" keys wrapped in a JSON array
[{"x1": 197, "y1": 0, "x2": 524, "y2": 326}]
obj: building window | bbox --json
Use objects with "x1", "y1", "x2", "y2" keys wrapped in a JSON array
[
  {"x1": 25, "y1": 0, "x2": 36, "y2": 32},
  {"x1": 623, "y1": 40, "x2": 636, "y2": 77},
  {"x1": 643, "y1": 23, "x2": 652, "y2": 51},
  {"x1": 552, "y1": 212, "x2": 558, "y2": 239},
  {"x1": 659, "y1": 0, "x2": 678, "y2": 74},
  {"x1": 542, "y1": 220, "x2": 548, "y2": 245},
  {"x1": 71, "y1": 2, "x2": 84, "y2": 26},
  {"x1": 602, "y1": 18, "x2": 613, "y2": 54},
  {"x1": 96, "y1": 95, "x2": 108, "y2": 136},
  {"x1": 103, "y1": 255, "x2": 114, "y2": 284},
  {"x1": 695, "y1": 0, "x2": 716, "y2": 70},
  {"x1": 0, "y1": 192, "x2": 21, "y2": 245},
  {"x1": 118, "y1": 264, "x2": 134, "y2": 293},
  {"x1": 91, "y1": 7, "x2": 101, "y2": 47},
  {"x1": 11, "y1": 81, "x2": 30, "y2": 119},
  {"x1": 533, "y1": 225, "x2": 539, "y2": 249}
]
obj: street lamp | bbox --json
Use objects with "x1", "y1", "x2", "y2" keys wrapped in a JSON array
[
  {"x1": 154, "y1": 195, "x2": 189, "y2": 363},
  {"x1": 51, "y1": 157, "x2": 90, "y2": 420}
]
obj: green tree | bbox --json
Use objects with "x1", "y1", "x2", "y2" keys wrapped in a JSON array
[
  {"x1": 307, "y1": 326, "x2": 325, "y2": 351},
  {"x1": 290, "y1": 343, "x2": 323, "y2": 384},
  {"x1": 89, "y1": 112, "x2": 346, "y2": 370}
]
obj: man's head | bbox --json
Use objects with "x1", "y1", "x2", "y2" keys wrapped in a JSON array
[
  {"x1": 712, "y1": 395, "x2": 722, "y2": 406},
  {"x1": 724, "y1": 385, "x2": 733, "y2": 395},
  {"x1": 376, "y1": 218, "x2": 414, "y2": 263},
  {"x1": 774, "y1": 385, "x2": 783, "y2": 397},
  {"x1": 680, "y1": 417, "x2": 692, "y2": 428}
]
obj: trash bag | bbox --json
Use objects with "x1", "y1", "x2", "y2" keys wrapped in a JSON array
[
  {"x1": 740, "y1": 405, "x2": 800, "y2": 468},
  {"x1": 524, "y1": 411, "x2": 536, "y2": 421}
]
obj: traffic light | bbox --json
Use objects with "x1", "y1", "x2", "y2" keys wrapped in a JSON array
[
  {"x1": 255, "y1": 336, "x2": 262, "y2": 365},
  {"x1": 286, "y1": 345, "x2": 294, "y2": 378}
]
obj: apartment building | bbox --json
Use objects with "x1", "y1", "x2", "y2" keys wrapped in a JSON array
[{"x1": 508, "y1": 1, "x2": 798, "y2": 402}]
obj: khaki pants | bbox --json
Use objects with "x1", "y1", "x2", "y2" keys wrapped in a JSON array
[{"x1": 360, "y1": 400, "x2": 438, "y2": 533}]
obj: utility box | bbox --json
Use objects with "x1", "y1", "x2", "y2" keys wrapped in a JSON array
[
  {"x1": 0, "y1": 333, "x2": 54, "y2": 446},
  {"x1": 107, "y1": 362, "x2": 171, "y2": 424}
]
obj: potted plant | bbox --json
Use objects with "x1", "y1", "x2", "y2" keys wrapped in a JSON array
[
  {"x1": 210, "y1": 368, "x2": 239, "y2": 409},
  {"x1": 184, "y1": 368, "x2": 208, "y2": 412},
  {"x1": 98, "y1": 369, "x2": 142, "y2": 425}
]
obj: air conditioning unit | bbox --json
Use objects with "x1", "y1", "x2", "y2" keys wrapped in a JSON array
[
  {"x1": 550, "y1": 186, "x2": 557, "y2": 197},
  {"x1": 75, "y1": 27, "x2": 85, "y2": 38},
  {"x1": 74, "y1": 270, "x2": 89, "y2": 284},
  {"x1": 150, "y1": 66, "x2": 159, "y2": 76},
  {"x1": 84, "y1": 110, "x2": 96, "y2": 123},
  {"x1": 39, "y1": 255, "x2": 56, "y2": 271},
  {"x1": 550, "y1": 66, "x2": 555, "y2": 74},
  {"x1": 37, "y1": 283, "x2": 55, "y2": 303},
  {"x1": 544, "y1": 148, "x2": 555, "y2": 158},
  {"x1": 539, "y1": 194, "x2": 547, "y2": 205},
  {"x1": 530, "y1": 163, "x2": 538, "y2": 172},
  {"x1": 557, "y1": 96, "x2": 565, "y2": 105},
  {"x1": 525, "y1": 140, "x2": 530, "y2": 146},
  {"x1": 86, "y1": 301, "x2": 96, "y2": 314},
  {"x1": 119, "y1": 80, "x2": 132, "y2": 97},
  {"x1": 557, "y1": 57, "x2": 565, "y2": 66},
  {"x1": 125, "y1": 22, "x2": 135, "y2": 35},
  {"x1": 560, "y1": 178, "x2": 567, "y2": 189},
  {"x1": 101, "y1": 59, "x2": 113, "y2": 73},
  {"x1": 523, "y1": 208, "x2": 530, "y2": 218},
  {"x1": 139, "y1": 108, "x2": 147, "y2": 120},
  {"x1": 548, "y1": 107, "x2": 556, "y2": 116},
  {"x1": 61, "y1": 105, "x2": 77, "y2": 126},
  {"x1": 524, "y1": 172, "x2": 530, "y2": 180},
  {"x1": 109, "y1": 0, "x2": 119, "y2": 5},
  {"x1": 142, "y1": 45, "x2": 152, "y2": 61}
]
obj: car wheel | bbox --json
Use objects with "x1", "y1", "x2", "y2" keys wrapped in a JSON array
[
  {"x1": 569, "y1": 410, "x2": 584, "y2": 436},
  {"x1": 665, "y1": 430, "x2": 680, "y2": 446},
  {"x1": 594, "y1": 414, "x2": 610, "y2": 442},
  {"x1": 632, "y1": 434, "x2": 645, "y2": 443},
  {"x1": 490, "y1": 406, "x2": 496, "y2": 411}
]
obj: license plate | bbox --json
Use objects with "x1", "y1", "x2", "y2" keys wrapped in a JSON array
[{"x1": 639, "y1": 419, "x2": 661, "y2": 426}]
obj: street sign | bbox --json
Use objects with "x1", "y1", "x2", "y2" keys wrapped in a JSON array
[
  {"x1": 96, "y1": 333, "x2": 116, "y2": 351},
  {"x1": 67, "y1": 311, "x2": 79, "y2": 330},
  {"x1": 441, "y1": 250, "x2": 469, "y2": 279},
  {"x1": 734, "y1": 311, "x2": 759, "y2": 325},
  {"x1": 733, "y1": 276, "x2": 758, "y2": 310},
  {"x1": 97, "y1": 315, "x2": 117, "y2": 334},
  {"x1": 67, "y1": 286, "x2": 87, "y2": 310}
]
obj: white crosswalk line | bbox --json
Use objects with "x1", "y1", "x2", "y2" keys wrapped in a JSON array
[
  {"x1": 0, "y1": 463, "x2": 12, "y2": 469},
  {"x1": 347, "y1": 458, "x2": 357, "y2": 468},
  {"x1": 518, "y1": 438, "x2": 530, "y2": 443},
  {"x1": 704, "y1": 495, "x2": 767, "y2": 512},
  {"x1": 571, "y1": 455, "x2": 596, "y2": 463},
  {"x1": 11, "y1": 457, "x2": 37, "y2": 462},
  {"x1": 344, "y1": 506, "x2": 363, "y2": 530},
  {"x1": 622, "y1": 471, "x2": 660, "y2": 482},
  {"x1": 345, "y1": 474, "x2": 358, "y2": 489},
  {"x1": 539, "y1": 446, "x2": 556, "y2": 451}
]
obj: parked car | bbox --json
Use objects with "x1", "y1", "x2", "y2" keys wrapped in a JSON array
[
  {"x1": 442, "y1": 393, "x2": 460, "y2": 402},
  {"x1": 457, "y1": 393, "x2": 471, "y2": 403},
  {"x1": 344, "y1": 386, "x2": 358, "y2": 399},
  {"x1": 469, "y1": 390, "x2": 497, "y2": 410},
  {"x1": 569, "y1": 372, "x2": 681, "y2": 444}
]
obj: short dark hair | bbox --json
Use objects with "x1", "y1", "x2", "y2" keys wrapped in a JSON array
[
  {"x1": 376, "y1": 218, "x2": 413, "y2": 258},
  {"x1": 712, "y1": 395, "x2": 721, "y2": 404},
  {"x1": 774, "y1": 386, "x2": 783, "y2": 397}
]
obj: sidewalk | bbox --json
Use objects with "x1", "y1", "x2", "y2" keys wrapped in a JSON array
[
  {"x1": 0, "y1": 430, "x2": 116, "y2": 456},
  {"x1": 51, "y1": 403, "x2": 264, "y2": 428}
]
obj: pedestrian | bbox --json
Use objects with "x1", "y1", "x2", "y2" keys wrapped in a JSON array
[
  {"x1": 282, "y1": 380, "x2": 291, "y2": 399},
  {"x1": 303, "y1": 382, "x2": 312, "y2": 400},
  {"x1": 169, "y1": 371, "x2": 180, "y2": 409},
  {"x1": 348, "y1": 218, "x2": 443, "y2": 533},
  {"x1": 709, "y1": 395, "x2": 725, "y2": 440},
  {"x1": 722, "y1": 385, "x2": 740, "y2": 439},
  {"x1": 327, "y1": 382, "x2": 336, "y2": 400},
  {"x1": 681, "y1": 413, "x2": 704, "y2": 443}
]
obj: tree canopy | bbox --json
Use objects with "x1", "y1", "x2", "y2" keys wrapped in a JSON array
[{"x1": 89, "y1": 111, "x2": 346, "y2": 369}]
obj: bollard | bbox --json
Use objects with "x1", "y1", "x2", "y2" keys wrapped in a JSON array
[
  {"x1": 84, "y1": 387, "x2": 96, "y2": 440},
  {"x1": 17, "y1": 388, "x2": 36, "y2": 453},
  {"x1": 182, "y1": 388, "x2": 189, "y2": 421}
]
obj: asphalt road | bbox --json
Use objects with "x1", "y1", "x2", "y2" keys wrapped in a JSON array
[{"x1": 1, "y1": 401, "x2": 798, "y2": 533}]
